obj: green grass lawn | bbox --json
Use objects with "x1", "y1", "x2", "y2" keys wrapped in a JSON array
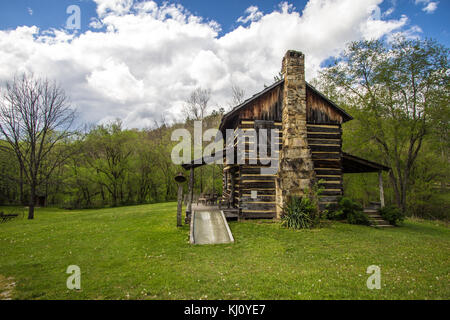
[{"x1": 0, "y1": 203, "x2": 448, "y2": 300}]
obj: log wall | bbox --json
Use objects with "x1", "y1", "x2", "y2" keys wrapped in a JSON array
[
  {"x1": 306, "y1": 123, "x2": 343, "y2": 210},
  {"x1": 234, "y1": 120, "x2": 281, "y2": 219}
]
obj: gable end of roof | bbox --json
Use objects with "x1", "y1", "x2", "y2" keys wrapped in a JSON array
[{"x1": 219, "y1": 78, "x2": 353, "y2": 131}]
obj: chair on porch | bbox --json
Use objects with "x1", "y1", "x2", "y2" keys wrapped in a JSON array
[{"x1": 208, "y1": 193, "x2": 218, "y2": 205}]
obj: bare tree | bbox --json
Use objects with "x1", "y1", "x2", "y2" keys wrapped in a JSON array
[
  {"x1": 231, "y1": 82, "x2": 246, "y2": 107},
  {"x1": 0, "y1": 74, "x2": 75, "y2": 219},
  {"x1": 183, "y1": 87, "x2": 211, "y2": 121},
  {"x1": 182, "y1": 87, "x2": 212, "y2": 193}
]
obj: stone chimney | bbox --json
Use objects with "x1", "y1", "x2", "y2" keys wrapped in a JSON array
[{"x1": 276, "y1": 50, "x2": 315, "y2": 217}]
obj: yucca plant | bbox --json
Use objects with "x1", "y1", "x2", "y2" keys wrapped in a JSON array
[{"x1": 280, "y1": 195, "x2": 319, "y2": 229}]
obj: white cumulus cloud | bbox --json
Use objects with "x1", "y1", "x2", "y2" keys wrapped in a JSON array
[
  {"x1": 422, "y1": 2, "x2": 439, "y2": 14},
  {"x1": 415, "y1": 0, "x2": 439, "y2": 14},
  {"x1": 0, "y1": 0, "x2": 417, "y2": 128},
  {"x1": 237, "y1": 6, "x2": 264, "y2": 24}
]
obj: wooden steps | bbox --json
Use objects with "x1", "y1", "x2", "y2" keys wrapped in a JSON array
[{"x1": 365, "y1": 202, "x2": 393, "y2": 228}]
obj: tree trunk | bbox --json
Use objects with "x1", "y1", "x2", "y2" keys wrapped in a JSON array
[
  {"x1": 388, "y1": 170, "x2": 402, "y2": 210},
  {"x1": 112, "y1": 183, "x2": 118, "y2": 207},
  {"x1": 19, "y1": 166, "x2": 25, "y2": 205},
  {"x1": 28, "y1": 183, "x2": 36, "y2": 220},
  {"x1": 400, "y1": 178, "x2": 408, "y2": 214},
  {"x1": 100, "y1": 184, "x2": 105, "y2": 203}
]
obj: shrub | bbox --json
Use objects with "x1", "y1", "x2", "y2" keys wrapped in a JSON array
[
  {"x1": 281, "y1": 196, "x2": 319, "y2": 229},
  {"x1": 347, "y1": 210, "x2": 370, "y2": 225},
  {"x1": 339, "y1": 197, "x2": 363, "y2": 217},
  {"x1": 330, "y1": 197, "x2": 369, "y2": 225},
  {"x1": 324, "y1": 203, "x2": 340, "y2": 220},
  {"x1": 379, "y1": 205, "x2": 405, "y2": 226}
]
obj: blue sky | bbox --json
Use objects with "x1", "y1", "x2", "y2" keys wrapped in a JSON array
[
  {"x1": 1, "y1": 0, "x2": 448, "y2": 45},
  {"x1": 0, "y1": 0, "x2": 448, "y2": 128}
]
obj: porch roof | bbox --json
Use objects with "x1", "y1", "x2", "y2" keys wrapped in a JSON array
[
  {"x1": 181, "y1": 149, "x2": 227, "y2": 170},
  {"x1": 342, "y1": 152, "x2": 390, "y2": 173}
]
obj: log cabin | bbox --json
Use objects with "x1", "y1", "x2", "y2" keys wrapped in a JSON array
[{"x1": 183, "y1": 50, "x2": 389, "y2": 220}]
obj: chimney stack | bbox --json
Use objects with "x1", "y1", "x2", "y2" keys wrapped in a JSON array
[{"x1": 276, "y1": 50, "x2": 315, "y2": 217}]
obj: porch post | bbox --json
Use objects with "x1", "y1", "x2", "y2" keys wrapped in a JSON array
[
  {"x1": 185, "y1": 167, "x2": 195, "y2": 224},
  {"x1": 378, "y1": 170, "x2": 385, "y2": 208}
]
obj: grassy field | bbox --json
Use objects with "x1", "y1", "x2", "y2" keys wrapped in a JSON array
[{"x1": 0, "y1": 203, "x2": 448, "y2": 300}]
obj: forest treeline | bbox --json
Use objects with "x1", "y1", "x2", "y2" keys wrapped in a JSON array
[
  {"x1": 0, "y1": 114, "x2": 224, "y2": 211},
  {"x1": 0, "y1": 37, "x2": 448, "y2": 220}
]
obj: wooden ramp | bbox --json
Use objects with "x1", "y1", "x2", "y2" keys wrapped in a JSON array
[{"x1": 190, "y1": 210, "x2": 234, "y2": 245}]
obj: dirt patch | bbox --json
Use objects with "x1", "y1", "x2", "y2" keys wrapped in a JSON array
[{"x1": 0, "y1": 275, "x2": 16, "y2": 300}]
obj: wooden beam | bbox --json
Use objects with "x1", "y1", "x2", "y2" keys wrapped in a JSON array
[{"x1": 306, "y1": 124, "x2": 340, "y2": 128}]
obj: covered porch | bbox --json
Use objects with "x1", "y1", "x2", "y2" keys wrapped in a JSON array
[
  {"x1": 181, "y1": 149, "x2": 391, "y2": 223},
  {"x1": 181, "y1": 149, "x2": 239, "y2": 223},
  {"x1": 342, "y1": 152, "x2": 390, "y2": 207}
]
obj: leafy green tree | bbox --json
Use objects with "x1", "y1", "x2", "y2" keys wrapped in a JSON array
[
  {"x1": 83, "y1": 121, "x2": 133, "y2": 207},
  {"x1": 0, "y1": 140, "x2": 21, "y2": 204},
  {"x1": 320, "y1": 37, "x2": 449, "y2": 213}
]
